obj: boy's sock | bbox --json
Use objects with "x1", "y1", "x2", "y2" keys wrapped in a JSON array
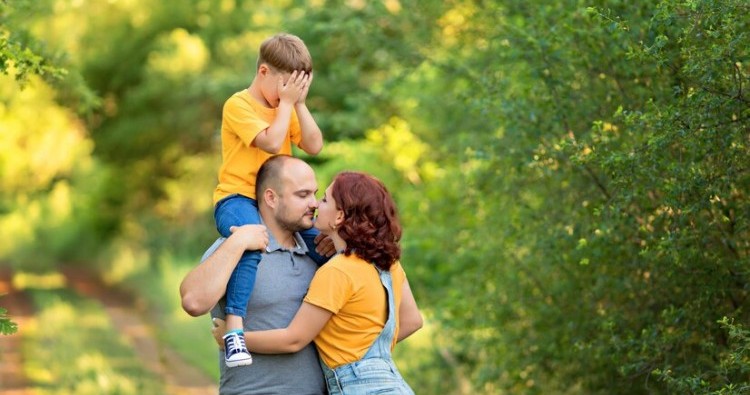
[{"x1": 223, "y1": 329, "x2": 253, "y2": 367}]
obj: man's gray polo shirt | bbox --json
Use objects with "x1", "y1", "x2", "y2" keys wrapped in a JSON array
[{"x1": 206, "y1": 231, "x2": 325, "y2": 395}]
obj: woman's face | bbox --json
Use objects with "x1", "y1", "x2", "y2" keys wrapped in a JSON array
[{"x1": 314, "y1": 182, "x2": 342, "y2": 235}]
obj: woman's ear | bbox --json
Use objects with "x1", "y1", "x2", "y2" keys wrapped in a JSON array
[{"x1": 334, "y1": 209, "x2": 345, "y2": 228}]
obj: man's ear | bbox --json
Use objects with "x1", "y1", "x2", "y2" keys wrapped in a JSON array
[{"x1": 263, "y1": 188, "x2": 278, "y2": 209}]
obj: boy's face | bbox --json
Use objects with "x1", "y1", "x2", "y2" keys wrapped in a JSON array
[{"x1": 259, "y1": 64, "x2": 291, "y2": 108}]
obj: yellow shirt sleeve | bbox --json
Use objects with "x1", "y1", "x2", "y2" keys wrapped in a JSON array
[
  {"x1": 304, "y1": 264, "x2": 353, "y2": 314},
  {"x1": 224, "y1": 95, "x2": 269, "y2": 147}
]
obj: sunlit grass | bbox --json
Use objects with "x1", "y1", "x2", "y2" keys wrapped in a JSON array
[
  {"x1": 124, "y1": 252, "x2": 220, "y2": 381},
  {"x1": 101, "y1": 237, "x2": 151, "y2": 284},
  {"x1": 12, "y1": 271, "x2": 66, "y2": 290},
  {"x1": 22, "y1": 287, "x2": 164, "y2": 394}
]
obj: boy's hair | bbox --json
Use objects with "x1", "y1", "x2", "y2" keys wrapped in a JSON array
[{"x1": 257, "y1": 33, "x2": 312, "y2": 74}]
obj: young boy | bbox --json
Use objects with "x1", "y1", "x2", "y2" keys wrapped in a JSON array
[{"x1": 212, "y1": 33, "x2": 325, "y2": 368}]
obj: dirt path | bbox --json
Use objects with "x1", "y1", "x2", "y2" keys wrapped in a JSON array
[
  {"x1": 0, "y1": 268, "x2": 34, "y2": 395},
  {"x1": 61, "y1": 267, "x2": 217, "y2": 395},
  {"x1": 0, "y1": 267, "x2": 217, "y2": 395}
]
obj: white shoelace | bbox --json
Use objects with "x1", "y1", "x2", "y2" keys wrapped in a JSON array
[{"x1": 226, "y1": 333, "x2": 247, "y2": 355}]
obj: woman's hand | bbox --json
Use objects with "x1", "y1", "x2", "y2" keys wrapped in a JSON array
[{"x1": 212, "y1": 317, "x2": 227, "y2": 350}]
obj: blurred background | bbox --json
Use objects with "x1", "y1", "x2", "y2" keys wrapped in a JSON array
[{"x1": 0, "y1": 0, "x2": 748, "y2": 394}]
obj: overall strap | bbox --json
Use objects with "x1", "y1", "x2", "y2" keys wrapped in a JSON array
[
  {"x1": 361, "y1": 268, "x2": 397, "y2": 360},
  {"x1": 319, "y1": 267, "x2": 413, "y2": 395}
]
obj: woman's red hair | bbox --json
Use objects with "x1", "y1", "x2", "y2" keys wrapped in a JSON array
[{"x1": 331, "y1": 172, "x2": 402, "y2": 271}]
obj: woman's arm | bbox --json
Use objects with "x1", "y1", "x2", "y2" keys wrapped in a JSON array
[
  {"x1": 398, "y1": 277, "x2": 423, "y2": 342},
  {"x1": 244, "y1": 302, "x2": 332, "y2": 353}
]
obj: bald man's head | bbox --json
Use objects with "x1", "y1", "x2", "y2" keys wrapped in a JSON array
[
  {"x1": 256, "y1": 155, "x2": 318, "y2": 233},
  {"x1": 256, "y1": 155, "x2": 316, "y2": 205},
  {"x1": 256, "y1": 155, "x2": 289, "y2": 199}
]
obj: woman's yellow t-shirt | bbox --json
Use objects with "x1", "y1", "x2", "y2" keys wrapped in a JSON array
[{"x1": 303, "y1": 253, "x2": 406, "y2": 369}]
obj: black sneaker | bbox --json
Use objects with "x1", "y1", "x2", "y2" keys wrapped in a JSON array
[{"x1": 223, "y1": 331, "x2": 253, "y2": 367}]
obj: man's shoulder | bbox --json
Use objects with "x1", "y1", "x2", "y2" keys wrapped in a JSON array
[{"x1": 200, "y1": 237, "x2": 226, "y2": 263}]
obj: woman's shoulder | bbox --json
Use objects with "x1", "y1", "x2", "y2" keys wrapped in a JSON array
[
  {"x1": 317, "y1": 254, "x2": 377, "y2": 281},
  {"x1": 316, "y1": 254, "x2": 358, "y2": 275},
  {"x1": 389, "y1": 261, "x2": 407, "y2": 282},
  {"x1": 326, "y1": 253, "x2": 369, "y2": 267}
]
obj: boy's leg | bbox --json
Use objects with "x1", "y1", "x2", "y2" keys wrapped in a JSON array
[
  {"x1": 299, "y1": 227, "x2": 329, "y2": 265},
  {"x1": 221, "y1": 250, "x2": 258, "y2": 367},
  {"x1": 214, "y1": 195, "x2": 261, "y2": 367}
]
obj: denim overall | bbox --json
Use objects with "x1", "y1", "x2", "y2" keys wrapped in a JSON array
[{"x1": 320, "y1": 269, "x2": 415, "y2": 395}]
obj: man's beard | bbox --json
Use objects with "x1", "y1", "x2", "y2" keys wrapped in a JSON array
[{"x1": 275, "y1": 209, "x2": 313, "y2": 233}]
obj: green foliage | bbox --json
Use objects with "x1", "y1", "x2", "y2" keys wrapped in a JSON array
[
  {"x1": 0, "y1": 0, "x2": 66, "y2": 85},
  {"x1": 2, "y1": 0, "x2": 749, "y2": 393},
  {"x1": 0, "y1": 74, "x2": 108, "y2": 270},
  {"x1": 284, "y1": 0, "x2": 448, "y2": 139},
  {"x1": 0, "y1": 306, "x2": 18, "y2": 335},
  {"x1": 654, "y1": 317, "x2": 750, "y2": 394},
  {"x1": 398, "y1": 0, "x2": 749, "y2": 393}
]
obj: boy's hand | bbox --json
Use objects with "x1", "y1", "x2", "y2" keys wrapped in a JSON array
[
  {"x1": 229, "y1": 224, "x2": 269, "y2": 251},
  {"x1": 277, "y1": 70, "x2": 305, "y2": 105},
  {"x1": 297, "y1": 71, "x2": 313, "y2": 105}
]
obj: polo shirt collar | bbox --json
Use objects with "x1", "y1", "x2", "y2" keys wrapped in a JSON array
[{"x1": 262, "y1": 220, "x2": 309, "y2": 255}]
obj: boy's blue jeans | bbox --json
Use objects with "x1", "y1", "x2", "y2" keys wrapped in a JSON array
[{"x1": 214, "y1": 194, "x2": 326, "y2": 317}]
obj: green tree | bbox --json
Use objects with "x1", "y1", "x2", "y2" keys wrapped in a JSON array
[
  {"x1": 4, "y1": 1, "x2": 748, "y2": 392},
  {"x1": 54, "y1": 0, "x2": 448, "y2": 259},
  {"x1": 0, "y1": 0, "x2": 65, "y2": 84},
  {"x1": 401, "y1": 0, "x2": 748, "y2": 393},
  {"x1": 0, "y1": 0, "x2": 68, "y2": 336}
]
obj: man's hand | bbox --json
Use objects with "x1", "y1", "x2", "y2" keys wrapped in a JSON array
[
  {"x1": 277, "y1": 70, "x2": 306, "y2": 105},
  {"x1": 314, "y1": 233, "x2": 336, "y2": 257},
  {"x1": 212, "y1": 317, "x2": 227, "y2": 350},
  {"x1": 229, "y1": 224, "x2": 269, "y2": 251}
]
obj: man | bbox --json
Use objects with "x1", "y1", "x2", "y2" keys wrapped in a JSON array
[{"x1": 180, "y1": 154, "x2": 327, "y2": 395}]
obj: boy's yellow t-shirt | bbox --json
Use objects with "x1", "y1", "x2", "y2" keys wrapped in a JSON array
[
  {"x1": 213, "y1": 89, "x2": 301, "y2": 203},
  {"x1": 303, "y1": 253, "x2": 406, "y2": 369}
]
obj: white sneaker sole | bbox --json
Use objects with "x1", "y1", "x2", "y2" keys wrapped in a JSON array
[{"x1": 225, "y1": 356, "x2": 253, "y2": 368}]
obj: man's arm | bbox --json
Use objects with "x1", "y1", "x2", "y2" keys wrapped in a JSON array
[{"x1": 180, "y1": 225, "x2": 268, "y2": 316}]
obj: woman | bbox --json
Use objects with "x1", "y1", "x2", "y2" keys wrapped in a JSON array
[{"x1": 223, "y1": 171, "x2": 423, "y2": 394}]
